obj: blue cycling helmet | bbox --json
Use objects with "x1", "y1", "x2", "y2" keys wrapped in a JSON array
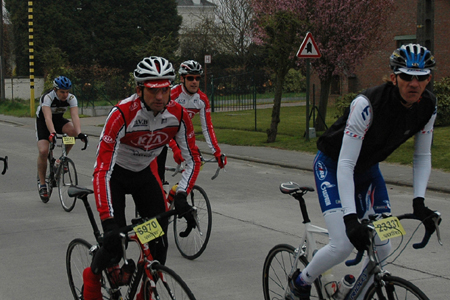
[
  {"x1": 53, "y1": 76, "x2": 72, "y2": 90},
  {"x1": 390, "y1": 44, "x2": 436, "y2": 74}
]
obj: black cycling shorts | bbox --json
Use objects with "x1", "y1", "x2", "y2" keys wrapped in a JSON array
[{"x1": 36, "y1": 114, "x2": 70, "y2": 141}]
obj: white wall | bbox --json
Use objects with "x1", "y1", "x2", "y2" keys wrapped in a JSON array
[{"x1": 3, "y1": 77, "x2": 45, "y2": 100}]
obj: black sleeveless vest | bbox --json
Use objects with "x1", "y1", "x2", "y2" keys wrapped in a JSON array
[{"x1": 317, "y1": 82, "x2": 436, "y2": 172}]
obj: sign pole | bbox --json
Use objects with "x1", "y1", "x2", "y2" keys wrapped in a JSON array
[
  {"x1": 305, "y1": 59, "x2": 310, "y2": 140},
  {"x1": 296, "y1": 32, "x2": 321, "y2": 141}
]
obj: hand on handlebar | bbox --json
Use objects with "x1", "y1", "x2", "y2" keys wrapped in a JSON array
[
  {"x1": 214, "y1": 152, "x2": 227, "y2": 169},
  {"x1": 49, "y1": 132, "x2": 57, "y2": 143},
  {"x1": 344, "y1": 214, "x2": 371, "y2": 252},
  {"x1": 413, "y1": 197, "x2": 440, "y2": 235},
  {"x1": 172, "y1": 147, "x2": 185, "y2": 165}
]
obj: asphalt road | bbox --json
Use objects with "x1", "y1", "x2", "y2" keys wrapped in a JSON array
[{"x1": 0, "y1": 118, "x2": 449, "y2": 299}]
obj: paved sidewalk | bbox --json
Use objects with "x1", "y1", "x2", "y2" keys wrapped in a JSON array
[{"x1": 4, "y1": 114, "x2": 450, "y2": 194}]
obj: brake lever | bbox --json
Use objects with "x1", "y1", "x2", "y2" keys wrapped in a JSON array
[
  {"x1": 171, "y1": 164, "x2": 183, "y2": 177},
  {"x1": 433, "y1": 212, "x2": 443, "y2": 246}
]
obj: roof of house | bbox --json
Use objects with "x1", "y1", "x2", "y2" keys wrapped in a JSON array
[{"x1": 176, "y1": 0, "x2": 216, "y2": 7}]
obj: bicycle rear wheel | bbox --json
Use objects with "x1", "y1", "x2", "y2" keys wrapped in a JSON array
[
  {"x1": 66, "y1": 238, "x2": 93, "y2": 300},
  {"x1": 67, "y1": 238, "x2": 118, "y2": 300},
  {"x1": 58, "y1": 157, "x2": 78, "y2": 212},
  {"x1": 262, "y1": 244, "x2": 322, "y2": 300},
  {"x1": 143, "y1": 263, "x2": 196, "y2": 300},
  {"x1": 173, "y1": 185, "x2": 212, "y2": 260},
  {"x1": 364, "y1": 275, "x2": 429, "y2": 300}
]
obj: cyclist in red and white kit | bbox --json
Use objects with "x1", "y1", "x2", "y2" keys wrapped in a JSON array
[
  {"x1": 82, "y1": 56, "x2": 201, "y2": 300},
  {"x1": 286, "y1": 44, "x2": 440, "y2": 300},
  {"x1": 157, "y1": 60, "x2": 226, "y2": 183}
]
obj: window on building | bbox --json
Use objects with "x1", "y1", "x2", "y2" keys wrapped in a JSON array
[
  {"x1": 330, "y1": 75, "x2": 341, "y2": 95},
  {"x1": 395, "y1": 35, "x2": 416, "y2": 47}
]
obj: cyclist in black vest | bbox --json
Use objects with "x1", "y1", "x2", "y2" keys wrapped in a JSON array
[
  {"x1": 286, "y1": 44, "x2": 439, "y2": 300},
  {"x1": 35, "y1": 76, "x2": 87, "y2": 202}
]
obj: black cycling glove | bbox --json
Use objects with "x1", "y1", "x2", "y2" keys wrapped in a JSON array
[
  {"x1": 413, "y1": 197, "x2": 437, "y2": 234},
  {"x1": 343, "y1": 214, "x2": 371, "y2": 252},
  {"x1": 101, "y1": 219, "x2": 122, "y2": 255},
  {"x1": 174, "y1": 192, "x2": 196, "y2": 236}
]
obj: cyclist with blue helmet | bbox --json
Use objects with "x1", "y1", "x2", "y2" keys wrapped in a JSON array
[
  {"x1": 36, "y1": 76, "x2": 87, "y2": 202},
  {"x1": 286, "y1": 44, "x2": 439, "y2": 300}
]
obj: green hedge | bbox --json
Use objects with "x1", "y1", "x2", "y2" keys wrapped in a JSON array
[{"x1": 334, "y1": 77, "x2": 450, "y2": 127}]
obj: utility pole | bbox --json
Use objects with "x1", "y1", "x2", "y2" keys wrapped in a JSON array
[
  {"x1": 416, "y1": 0, "x2": 434, "y2": 91},
  {"x1": 29, "y1": 1, "x2": 35, "y2": 116},
  {"x1": 0, "y1": 0, "x2": 5, "y2": 101}
]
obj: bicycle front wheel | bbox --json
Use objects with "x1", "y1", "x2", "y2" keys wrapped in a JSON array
[
  {"x1": 143, "y1": 263, "x2": 196, "y2": 300},
  {"x1": 66, "y1": 238, "x2": 93, "y2": 300},
  {"x1": 364, "y1": 275, "x2": 429, "y2": 300},
  {"x1": 173, "y1": 185, "x2": 212, "y2": 260},
  {"x1": 58, "y1": 157, "x2": 78, "y2": 212},
  {"x1": 262, "y1": 244, "x2": 322, "y2": 300}
]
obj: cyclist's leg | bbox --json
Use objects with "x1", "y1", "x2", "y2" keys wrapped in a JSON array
[
  {"x1": 60, "y1": 118, "x2": 75, "y2": 154},
  {"x1": 355, "y1": 164, "x2": 392, "y2": 296},
  {"x1": 36, "y1": 117, "x2": 50, "y2": 186},
  {"x1": 298, "y1": 152, "x2": 354, "y2": 285},
  {"x1": 133, "y1": 161, "x2": 169, "y2": 265}
]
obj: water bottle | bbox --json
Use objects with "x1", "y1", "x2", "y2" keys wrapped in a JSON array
[
  {"x1": 333, "y1": 274, "x2": 355, "y2": 300},
  {"x1": 167, "y1": 184, "x2": 178, "y2": 203},
  {"x1": 321, "y1": 268, "x2": 338, "y2": 297},
  {"x1": 120, "y1": 259, "x2": 136, "y2": 285}
]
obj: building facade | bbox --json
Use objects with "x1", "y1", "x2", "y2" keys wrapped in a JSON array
[{"x1": 311, "y1": 0, "x2": 450, "y2": 100}]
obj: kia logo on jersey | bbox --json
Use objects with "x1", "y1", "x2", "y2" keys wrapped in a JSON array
[
  {"x1": 102, "y1": 135, "x2": 114, "y2": 143},
  {"x1": 128, "y1": 132, "x2": 169, "y2": 150}
]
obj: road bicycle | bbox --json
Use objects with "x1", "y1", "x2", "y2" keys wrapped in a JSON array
[
  {"x1": 66, "y1": 185, "x2": 197, "y2": 300},
  {"x1": 155, "y1": 156, "x2": 221, "y2": 260},
  {"x1": 0, "y1": 155, "x2": 8, "y2": 175},
  {"x1": 262, "y1": 181, "x2": 443, "y2": 300},
  {"x1": 37, "y1": 133, "x2": 88, "y2": 212}
]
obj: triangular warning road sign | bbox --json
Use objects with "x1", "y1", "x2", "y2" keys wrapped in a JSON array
[{"x1": 297, "y1": 32, "x2": 321, "y2": 58}]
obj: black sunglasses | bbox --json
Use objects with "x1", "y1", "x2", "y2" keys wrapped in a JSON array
[
  {"x1": 185, "y1": 76, "x2": 201, "y2": 82},
  {"x1": 397, "y1": 72, "x2": 430, "y2": 82}
]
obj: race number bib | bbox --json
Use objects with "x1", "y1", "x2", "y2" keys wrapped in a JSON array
[
  {"x1": 62, "y1": 136, "x2": 75, "y2": 145},
  {"x1": 373, "y1": 217, "x2": 406, "y2": 241},
  {"x1": 134, "y1": 218, "x2": 165, "y2": 244}
]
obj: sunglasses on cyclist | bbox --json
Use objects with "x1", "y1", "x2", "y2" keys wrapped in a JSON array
[
  {"x1": 148, "y1": 87, "x2": 170, "y2": 95},
  {"x1": 185, "y1": 76, "x2": 201, "y2": 82},
  {"x1": 397, "y1": 72, "x2": 430, "y2": 82}
]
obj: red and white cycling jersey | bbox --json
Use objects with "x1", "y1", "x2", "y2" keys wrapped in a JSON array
[
  {"x1": 93, "y1": 94, "x2": 201, "y2": 220},
  {"x1": 171, "y1": 84, "x2": 220, "y2": 155}
]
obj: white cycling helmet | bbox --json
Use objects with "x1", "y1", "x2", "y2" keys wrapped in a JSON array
[
  {"x1": 134, "y1": 56, "x2": 176, "y2": 88},
  {"x1": 179, "y1": 60, "x2": 203, "y2": 76}
]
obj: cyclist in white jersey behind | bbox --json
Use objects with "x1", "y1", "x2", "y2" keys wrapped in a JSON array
[
  {"x1": 157, "y1": 60, "x2": 227, "y2": 183},
  {"x1": 35, "y1": 76, "x2": 87, "y2": 202},
  {"x1": 286, "y1": 44, "x2": 440, "y2": 300}
]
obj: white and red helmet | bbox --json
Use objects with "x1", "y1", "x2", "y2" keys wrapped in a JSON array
[{"x1": 134, "y1": 56, "x2": 176, "y2": 88}]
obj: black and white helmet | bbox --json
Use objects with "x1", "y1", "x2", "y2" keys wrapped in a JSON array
[
  {"x1": 179, "y1": 60, "x2": 203, "y2": 76},
  {"x1": 390, "y1": 44, "x2": 436, "y2": 74},
  {"x1": 134, "y1": 56, "x2": 176, "y2": 87}
]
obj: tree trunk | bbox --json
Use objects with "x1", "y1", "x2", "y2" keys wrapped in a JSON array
[
  {"x1": 315, "y1": 75, "x2": 332, "y2": 132},
  {"x1": 266, "y1": 75, "x2": 284, "y2": 143}
]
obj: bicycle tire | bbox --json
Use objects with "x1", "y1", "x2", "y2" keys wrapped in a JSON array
[
  {"x1": 58, "y1": 157, "x2": 78, "y2": 212},
  {"x1": 143, "y1": 263, "x2": 196, "y2": 300},
  {"x1": 364, "y1": 275, "x2": 430, "y2": 300},
  {"x1": 173, "y1": 185, "x2": 212, "y2": 260},
  {"x1": 262, "y1": 244, "x2": 322, "y2": 300},
  {"x1": 67, "y1": 238, "x2": 119, "y2": 300},
  {"x1": 66, "y1": 238, "x2": 93, "y2": 300}
]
